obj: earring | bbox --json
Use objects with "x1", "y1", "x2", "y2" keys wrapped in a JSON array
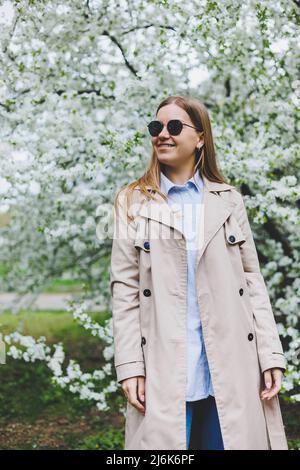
[
  {"x1": 195, "y1": 145, "x2": 203, "y2": 158},
  {"x1": 194, "y1": 145, "x2": 204, "y2": 173}
]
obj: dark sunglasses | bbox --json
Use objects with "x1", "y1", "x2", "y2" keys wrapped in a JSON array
[{"x1": 147, "y1": 119, "x2": 203, "y2": 137}]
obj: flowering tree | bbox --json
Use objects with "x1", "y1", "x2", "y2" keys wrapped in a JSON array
[{"x1": 0, "y1": 0, "x2": 299, "y2": 412}]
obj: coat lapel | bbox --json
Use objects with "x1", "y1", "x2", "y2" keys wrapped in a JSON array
[
  {"x1": 137, "y1": 191, "x2": 183, "y2": 236},
  {"x1": 135, "y1": 174, "x2": 236, "y2": 266},
  {"x1": 195, "y1": 177, "x2": 235, "y2": 267}
]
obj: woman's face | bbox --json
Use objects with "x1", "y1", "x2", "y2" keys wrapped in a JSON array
[{"x1": 151, "y1": 103, "x2": 203, "y2": 169}]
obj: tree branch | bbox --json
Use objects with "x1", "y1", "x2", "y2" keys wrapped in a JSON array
[
  {"x1": 122, "y1": 24, "x2": 176, "y2": 35},
  {"x1": 102, "y1": 30, "x2": 140, "y2": 78}
]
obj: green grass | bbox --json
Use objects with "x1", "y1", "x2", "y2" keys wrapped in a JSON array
[
  {"x1": 0, "y1": 309, "x2": 110, "y2": 342},
  {"x1": 287, "y1": 439, "x2": 300, "y2": 451},
  {"x1": 43, "y1": 278, "x2": 85, "y2": 293},
  {"x1": 0, "y1": 308, "x2": 125, "y2": 450},
  {"x1": 78, "y1": 426, "x2": 124, "y2": 450}
]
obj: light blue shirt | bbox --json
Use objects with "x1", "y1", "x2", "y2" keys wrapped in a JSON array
[{"x1": 160, "y1": 169, "x2": 214, "y2": 401}]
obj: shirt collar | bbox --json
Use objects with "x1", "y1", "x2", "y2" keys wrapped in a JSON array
[{"x1": 160, "y1": 169, "x2": 204, "y2": 195}]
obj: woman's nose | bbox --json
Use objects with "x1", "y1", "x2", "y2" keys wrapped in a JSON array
[{"x1": 158, "y1": 124, "x2": 170, "y2": 138}]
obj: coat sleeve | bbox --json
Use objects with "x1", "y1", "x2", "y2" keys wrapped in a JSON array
[
  {"x1": 233, "y1": 192, "x2": 287, "y2": 375},
  {"x1": 109, "y1": 188, "x2": 145, "y2": 384}
]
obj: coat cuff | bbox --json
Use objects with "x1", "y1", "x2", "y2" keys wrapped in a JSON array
[
  {"x1": 260, "y1": 352, "x2": 287, "y2": 375},
  {"x1": 116, "y1": 361, "x2": 146, "y2": 384}
]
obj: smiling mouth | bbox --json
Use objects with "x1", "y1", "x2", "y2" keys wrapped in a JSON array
[{"x1": 157, "y1": 144, "x2": 175, "y2": 148}]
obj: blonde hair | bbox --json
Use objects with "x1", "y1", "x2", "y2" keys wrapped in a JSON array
[{"x1": 114, "y1": 94, "x2": 229, "y2": 222}]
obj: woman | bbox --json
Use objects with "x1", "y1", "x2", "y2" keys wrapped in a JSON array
[{"x1": 109, "y1": 95, "x2": 288, "y2": 450}]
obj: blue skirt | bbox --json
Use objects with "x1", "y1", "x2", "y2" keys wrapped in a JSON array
[{"x1": 186, "y1": 395, "x2": 224, "y2": 450}]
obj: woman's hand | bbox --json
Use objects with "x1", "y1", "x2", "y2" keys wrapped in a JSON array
[
  {"x1": 260, "y1": 368, "x2": 284, "y2": 401},
  {"x1": 121, "y1": 376, "x2": 146, "y2": 415}
]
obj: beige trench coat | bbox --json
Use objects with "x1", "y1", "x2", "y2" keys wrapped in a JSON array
[{"x1": 109, "y1": 174, "x2": 288, "y2": 450}]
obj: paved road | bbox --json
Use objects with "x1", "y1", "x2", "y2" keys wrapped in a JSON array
[{"x1": 0, "y1": 293, "x2": 101, "y2": 312}]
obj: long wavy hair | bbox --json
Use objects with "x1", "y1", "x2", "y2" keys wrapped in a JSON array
[{"x1": 114, "y1": 95, "x2": 229, "y2": 222}]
